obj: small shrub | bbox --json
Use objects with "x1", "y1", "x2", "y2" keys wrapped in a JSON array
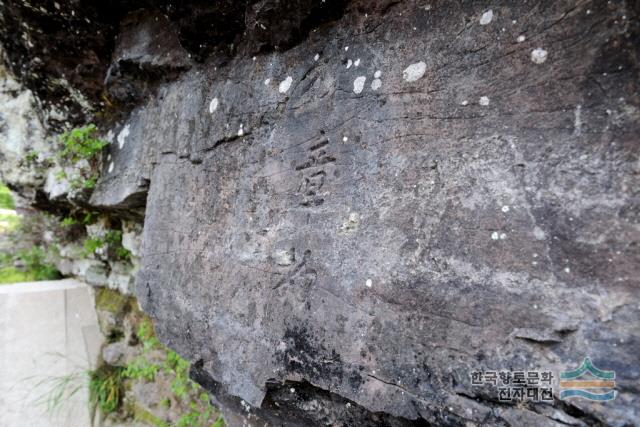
[
  {"x1": 89, "y1": 365, "x2": 124, "y2": 414},
  {"x1": 56, "y1": 124, "x2": 109, "y2": 191},
  {"x1": 59, "y1": 124, "x2": 109, "y2": 163}
]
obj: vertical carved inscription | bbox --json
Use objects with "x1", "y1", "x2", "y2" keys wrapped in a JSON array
[{"x1": 294, "y1": 138, "x2": 335, "y2": 207}]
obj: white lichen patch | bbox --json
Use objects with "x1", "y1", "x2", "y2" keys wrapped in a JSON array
[
  {"x1": 517, "y1": 35, "x2": 526, "y2": 43},
  {"x1": 208, "y1": 97, "x2": 219, "y2": 113},
  {"x1": 342, "y1": 136, "x2": 348, "y2": 142},
  {"x1": 533, "y1": 226, "x2": 546, "y2": 240},
  {"x1": 403, "y1": 61, "x2": 427, "y2": 82},
  {"x1": 278, "y1": 76, "x2": 293, "y2": 93},
  {"x1": 341, "y1": 212, "x2": 360, "y2": 234},
  {"x1": 371, "y1": 79, "x2": 382, "y2": 91},
  {"x1": 264, "y1": 78, "x2": 271, "y2": 85},
  {"x1": 461, "y1": 100, "x2": 469, "y2": 106},
  {"x1": 491, "y1": 231, "x2": 499, "y2": 240},
  {"x1": 573, "y1": 104, "x2": 582, "y2": 136},
  {"x1": 374, "y1": 70, "x2": 382, "y2": 79},
  {"x1": 365, "y1": 279, "x2": 372, "y2": 288},
  {"x1": 353, "y1": 76, "x2": 366, "y2": 94},
  {"x1": 346, "y1": 59, "x2": 353, "y2": 69},
  {"x1": 479, "y1": 96, "x2": 490, "y2": 106},
  {"x1": 354, "y1": 58, "x2": 361, "y2": 67},
  {"x1": 531, "y1": 48, "x2": 548, "y2": 64},
  {"x1": 108, "y1": 162, "x2": 114, "y2": 173},
  {"x1": 237, "y1": 123, "x2": 244, "y2": 137},
  {"x1": 501, "y1": 205, "x2": 510, "y2": 213},
  {"x1": 117, "y1": 124, "x2": 130, "y2": 149},
  {"x1": 314, "y1": 53, "x2": 320, "y2": 61},
  {"x1": 480, "y1": 9, "x2": 493, "y2": 25}
]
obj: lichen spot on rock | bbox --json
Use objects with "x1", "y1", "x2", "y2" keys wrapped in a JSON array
[
  {"x1": 279, "y1": 76, "x2": 293, "y2": 94},
  {"x1": 365, "y1": 279, "x2": 372, "y2": 288},
  {"x1": 346, "y1": 59, "x2": 353, "y2": 69},
  {"x1": 403, "y1": 61, "x2": 426, "y2": 82},
  {"x1": 208, "y1": 97, "x2": 218, "y2": 113},
  {"x1": 491, "y1": 231, "x2": 499, "y2": 240},
  {"x1": 354, "y1": 58, "x2": 361, "y2": 67},
  {"x1": 531, "y1": 48, "x2": 548, "y2": 64},
  {"x1": 371, "y1": 79, "x2": 382, "y2": 91},
  {"x1": 117, "y1": 124, "x2": 130, "y2": 149},
  {"x1": 480, "y1": 9, "x2": 493, "y2": 25},
  {"x1": 108, "y1": 162, "x2": 114, "y2": 173},
  {"x1": 353, "y1": 76, "x2": 366, "y2": 94},
  {"x1": 517, "y1": 35, "x2": 526, "y2": 43},
  {"x1": 314, "y1": 53, "x2": 320, "y2": 61},
  {"x1": 237, "y1": 123, "x2": 244, "y2": 137},
  {"x1": 341, "y1": 212, "x2": 360, "y2": 233},
  {"x1": 479, "y1": 96, "x2": 490, "y2": 106},
  {"x1": 501, "y1": 205, "x2": 510, "y2": 213},
  {"x1": 533, "y1": 226, "x2": 546, "y2": 240},
  {"x1": 264, "y1": 78, "x2": 271, "y2": 85}
]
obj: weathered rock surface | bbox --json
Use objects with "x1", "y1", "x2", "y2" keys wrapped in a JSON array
[
  {"x1": 0, "y1": 49, "x2": 51, "y2": 200},
  {"x1": 1, "y1": 0, "x2": 639, "y2": 426}
]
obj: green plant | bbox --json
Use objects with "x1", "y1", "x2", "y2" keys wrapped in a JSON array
[
  {"x1": 83, "y1": 236, "x2": 105, "y2": 256},
  {"x1": 54, "y1": 169, "x2": 67, "y2": 182},
  {"x1": 82, "y1": 212, "x2": 96, "y2": 224},
  {"x1": 0, "y1": 183, "x2": 14, "y2": 209},
  {"x1": 59, "y1": 124, "x2": 109, "y2": 163},
  {"x1": 24, "y1": 150, "x2": 39, "y2": 163},
  {"x1": 89, "y1": 365, "x2": 124, "y2": 415},
  {"x1": 0, "y1": 247, "x2": 61, "y2": 283},
  {"x1": 0, "y1": 210, "x2": 20, "y2": 233},
  {"x1": 55, "y1": 124, "x2": 109, "y2": 191},
  {"x1": 165, "y1": 350, "x2": 191, "y2": 398},
  {"x1": 83, "y1": 176, "x2": 98, "y2": 189},
  {"x1": 116, "y1": 247, "x2": 132, "y2": 261},
  {"x1": 138, "y1": 319, "x2": 160, "y2": 351},
  {"x1": 105, "y1": 230, "x2": 122, "y2": 245},
  {"x1": 83, "y1": 229, "x2": 132, "y2": 261},
  {"x1": 123, "y1": 357, "x2": 159, "y2": 382},
  {"x1": 61, "y1": 217, "x2": 78, "y2": 227},
  {"x1": 32, "y1": 371, "x2": 86, "y2": 415}
]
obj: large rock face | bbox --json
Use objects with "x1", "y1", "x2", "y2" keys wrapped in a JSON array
[{"x1": 2, "y1": 0, "x2": 639, "y2": 425}]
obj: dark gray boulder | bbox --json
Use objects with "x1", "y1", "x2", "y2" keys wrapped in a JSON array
[
  {"x1": 1, "y1": 0, "x2": 638, "y2": 425},
  {"x1": 129, "y1": 1, "x2": 639, "y2": 425}
]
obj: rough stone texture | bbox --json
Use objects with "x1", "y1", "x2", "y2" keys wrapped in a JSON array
[
  {"x1": 0, "y1": 49, "x2": 51, "y2": 200},
  {"x1": 1, "y1": 0, "x2": 639, "y2": 426},
  {"x1": 132, "y1": 1, "x2": 639, "y2": 425}
]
